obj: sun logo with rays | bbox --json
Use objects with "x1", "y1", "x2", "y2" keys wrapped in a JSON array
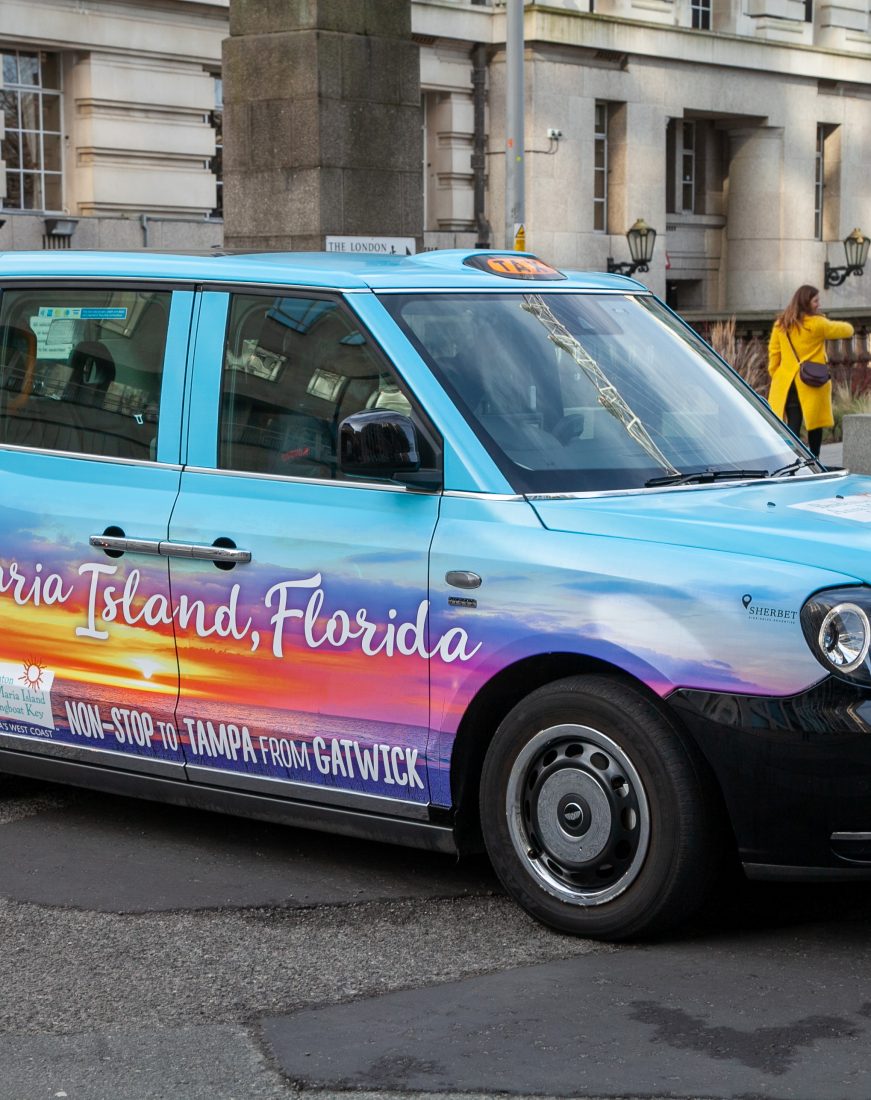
[{"x1": 19, "y1": 657, "x2": 47, "y2": 691}]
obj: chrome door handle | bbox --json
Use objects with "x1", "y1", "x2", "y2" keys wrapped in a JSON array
[
  {"x1": 90, "y1": 535, "x2": 252, "y2": 564},
  {"x1": 158, "y1": 541, "x2": 252, "y2": 564},
  {"x1": 89, "y1": 534, "x2": 161, "y2": 556}
]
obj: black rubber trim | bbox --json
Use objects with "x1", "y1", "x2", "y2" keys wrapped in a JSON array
[
  {"x1": 744, "y1": 863, "x2": 871, "y2": 882},
  {"x1": 671, "y1": 676, "x2": 871, "y2": 736},
  {"x1": 0, "y1": 747, "x2": 457, "y2": 854}
]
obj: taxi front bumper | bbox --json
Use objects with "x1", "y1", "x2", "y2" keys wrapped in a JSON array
[{"x1": 671, "y1": 679, "x2": 871, "y2": 878}]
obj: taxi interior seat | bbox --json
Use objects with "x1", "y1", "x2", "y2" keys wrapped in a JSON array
[
  {"x1": 364, "y1": 374, "x2": 412, "y2": 415},
  {"x1": 5, "y1": 340, "x2": 151, "y2": 460},
  {"x1": 0, "y1": 325, "x2": 37, "y2": 438},
  {"x1": 37, "y1": 359, "x2": 74, "y2": 400},
  {"x1": 268, "y1": 411, "x2": 334, "y2": 478},
  {"x1": 63, "y1": 341, "x2": 116, "y2": 408},
  {"x1": 477, "y1": 411, "x2": 564, "y2": 468},
  {"x1": 220, "y1": 394, "x2": 265, "y2": 471},
  {"x1": 0, "y1": 324, "x2": 37, "y2": 397},
  {"x1": 220, "y1": 397, "x2": 335, "y2": 479}
]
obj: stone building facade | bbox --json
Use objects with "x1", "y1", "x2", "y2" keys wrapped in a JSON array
[
  {"x1": 1, "y1": 0, "x2": 870, "y2": 316},
  {"x1": 0, "y1": 0, "x2": 226, "y2": 251},
  {"x1": 417, "y1": 0, "x2": 871, "y2": 316}
]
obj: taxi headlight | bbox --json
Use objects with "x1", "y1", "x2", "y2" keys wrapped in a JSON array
[{"x1": 801, "y1": 587, "x2": 871, "y2": 682}]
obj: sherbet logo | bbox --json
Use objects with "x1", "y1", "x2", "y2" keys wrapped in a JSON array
[{"x1": 741, "y1": 594, "x2": 798, "y2": 624}]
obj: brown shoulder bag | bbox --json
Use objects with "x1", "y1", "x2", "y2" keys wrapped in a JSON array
[{"x1": 785, "y1": 330, "x2": 830, "y2": 388}]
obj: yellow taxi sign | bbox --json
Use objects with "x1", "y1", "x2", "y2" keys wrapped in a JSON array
[{"x1": 463, "y1": 254, "x2": 566, "y2": 280}]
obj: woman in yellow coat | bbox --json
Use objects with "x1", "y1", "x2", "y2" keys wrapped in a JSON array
[{"x1": 768, "y1": 284, "x2": 854, "y2": 458}]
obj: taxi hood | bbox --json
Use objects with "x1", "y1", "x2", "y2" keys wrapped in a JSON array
[{"x1": 528, "y1": 473, "x2": 871, "y2": 584}]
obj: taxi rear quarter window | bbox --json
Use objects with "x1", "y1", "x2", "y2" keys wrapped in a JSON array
[{"x1": 0, "y1": 288, "x2": 170, "y2": 462}]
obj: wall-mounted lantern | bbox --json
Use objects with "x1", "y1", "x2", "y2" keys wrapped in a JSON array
[
  {"x1": 607, "y1": 218, "x2": 657, "y2": 276},
  {"x1": 824, "y1": 227, "x2": 870, "y2": 289}
]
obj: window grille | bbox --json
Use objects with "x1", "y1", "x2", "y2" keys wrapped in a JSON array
[
  {"x1": 691, "y1": 0, "x2": 711, "y2": 30},
  {"x1": 814, "y1": 124, "x2": 825, "y2": 241},
  {"x1": 0, "y1": 50, "x2": 63, "y2": 212},
  {"x1": 594, "y1": 102, "x2": 608, "y2": 233}
]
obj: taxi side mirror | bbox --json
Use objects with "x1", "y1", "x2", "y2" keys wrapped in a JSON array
[{"x1": 339, "y1": 410, "x2": 421, "y2": 477}]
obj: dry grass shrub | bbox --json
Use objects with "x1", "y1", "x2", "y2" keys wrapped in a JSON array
[
  {"x1": 827, "y1": 372, "x2": 871, "y2": 442},
  {"x1": 824, "y1": 343, "x2": 871, "y2": 440},
  {"x1": 707, "y1": 317, "x2": 769, "y2": 397}
]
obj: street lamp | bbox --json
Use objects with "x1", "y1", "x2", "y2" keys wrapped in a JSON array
[
  {"x1": 824, "y1": 227, "x2": 870, "y2": 289},
  {"x1": 607, "y1": 218, "x2": 657, "y2": 276}
]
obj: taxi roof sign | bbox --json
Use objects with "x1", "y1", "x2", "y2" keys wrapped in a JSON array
[{"x1": 463, "y1": 254, "x2": 567, "y2": 280}]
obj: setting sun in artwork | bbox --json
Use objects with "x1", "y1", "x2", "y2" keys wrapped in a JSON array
[
  {"x1": 131, "y1": 656, "x2": 161, "y2": 681},
  {"x1": 19, "y1": 657, "x2": 46, "y2": 690}
]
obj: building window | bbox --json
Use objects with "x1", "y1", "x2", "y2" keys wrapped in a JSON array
[
  {"x1": 691, "y1": 0, "x2": 711, "y2": 30},
  {"x1": 804, "y1": 0, "x2": 813, "y2": 20},
  {"x1": 815, "y1": 123, "x2": 840, "y2": 242},
  {"x1": 814, "y1": 124, "x2": 825, "y2": 241},
  {"x1": 0, "y1": 50, "x2": 63, "y2": 212},
  {"x1": 593, "y1": 101, "x2": 608, "y2": 232},
  {"x1": 209, "y1": 75, "x2": 223, "y2": 219},
  {"x1": 681, "y1": 121, "x2": 696, "y2": 213},
  {"x1": 666, "y1": 119, "x2": 699, "y2": 215}
]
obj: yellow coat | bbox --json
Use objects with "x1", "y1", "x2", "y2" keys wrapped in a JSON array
[{"x1": 768, "y1": 314, "x2": 854, "y2": 432}]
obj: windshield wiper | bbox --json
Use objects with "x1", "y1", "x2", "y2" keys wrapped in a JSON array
[
  {"x1": 645, "y1": 468, "x2": 769, "y2": 487},
  {"x1": 521, "y1": 294, "x2": 681, "y2": 479},
  {"x1": 768, "y1": 457, "x2": 819, "y2": 477}
]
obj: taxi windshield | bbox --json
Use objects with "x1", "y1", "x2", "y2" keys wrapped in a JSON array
[{"x1": 381, "y1": 291, "x2": 807, "y2": 493}]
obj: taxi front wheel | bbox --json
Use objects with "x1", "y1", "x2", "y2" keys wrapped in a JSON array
[{"x1": 479, "y1": 675, "x2": 718, "y2": 941}]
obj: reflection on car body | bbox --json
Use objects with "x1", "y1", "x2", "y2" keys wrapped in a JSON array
[{"x1": 2, "y1": 248, "x2": 871, "y2": 940}]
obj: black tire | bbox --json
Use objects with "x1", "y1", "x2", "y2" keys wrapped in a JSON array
[{"x1": 479, "y1": 674, "x2": 720, "y2": 941}]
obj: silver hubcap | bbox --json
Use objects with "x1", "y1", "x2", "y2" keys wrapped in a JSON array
[{"x1": 506, "y1": 723, "x2": 650, "y2": 906}]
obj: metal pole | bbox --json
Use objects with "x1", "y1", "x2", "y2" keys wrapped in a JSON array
[{"x1": 505, "y1": 0, "x2": 525, "y2": 251}]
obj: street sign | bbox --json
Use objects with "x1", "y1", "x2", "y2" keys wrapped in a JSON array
[{"x1": 325, "y1": 236, "x2": 416, "y2": 255}]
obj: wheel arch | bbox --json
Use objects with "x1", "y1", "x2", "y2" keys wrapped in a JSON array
[
  {"x1": 449, "y1": 653, "x2": 655, "y2": 851},
  {"x1": 449, "y1": 652, "x2": 733, "y2": 858}
]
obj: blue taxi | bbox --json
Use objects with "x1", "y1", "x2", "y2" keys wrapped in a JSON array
[{"x1": 0, "y1": 247, "x2": 869, "y2": 940}]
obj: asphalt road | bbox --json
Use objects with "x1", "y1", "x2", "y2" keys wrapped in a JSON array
[{"x1": 2, "y1": 774, "x2": 871, "y2": 1100}]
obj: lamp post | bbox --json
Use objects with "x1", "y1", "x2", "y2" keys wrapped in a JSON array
[
  {"x1": 607, "y1": 218, "x2": 657, "y2": 276},
  {"x1": 824, "y1": 227, "x2": 870, "y2": 289},
  {"x1": 504, "y1": 0, "x2": 525, "y2": 252}
]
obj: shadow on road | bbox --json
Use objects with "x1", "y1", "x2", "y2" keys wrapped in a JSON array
[
  {"x1": 4, "y1": 775, "x2": 871, "y2": 940},
  {"x1": 686, "y1": 872, "x2": 871, "y2": 941}
]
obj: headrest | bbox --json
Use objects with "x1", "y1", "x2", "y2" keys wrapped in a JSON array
[{"x1": 68, "y1": 341, "x2": 115, "y2": 389}]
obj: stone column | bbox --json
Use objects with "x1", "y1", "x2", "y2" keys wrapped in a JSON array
[
  {"x1": 725, "y1": 126, "x2": 792, "y2": 312},
  {"x1": 222, "y1": 0, "x2": 422, "y2": 250}
]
